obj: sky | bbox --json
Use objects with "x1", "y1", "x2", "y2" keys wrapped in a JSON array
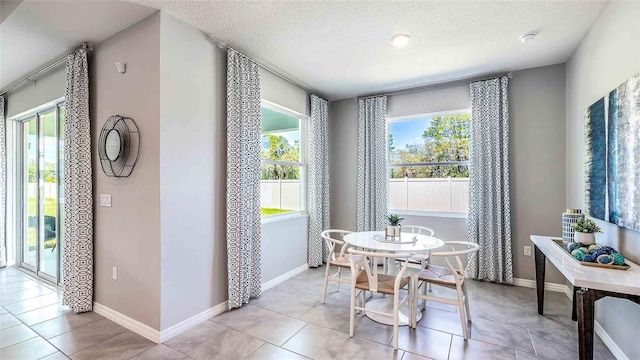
[{"x1": 389, "y1": 116, "x2": 431, "y2": 150}]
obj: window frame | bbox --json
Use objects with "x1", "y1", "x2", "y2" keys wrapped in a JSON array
[
  {"x1": 387, "y1": 108, "x2": 471, "y2": 219},
  {"x1": 260, "y1": 99, "x2": 309, "y2": 222}
]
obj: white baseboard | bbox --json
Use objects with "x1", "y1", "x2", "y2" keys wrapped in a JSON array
[
  {"x1": 94, "y1": 300, "x2": 229, "y2": 344},
  {"x1": 261, "y1": 263, "x2": 309, "y2": 292},
  {"x1": 159, "y1": 301, "x2": 228, "y2": 343},
  {"x1": 93, "y1": 302, "x2": 161, "y2": 343},
  {"x1": 595, "y1": 321, "x2": 628, "y2": 360},
  {"x1": 512, "y1": 277, "x2": 568, "y2": 293}
]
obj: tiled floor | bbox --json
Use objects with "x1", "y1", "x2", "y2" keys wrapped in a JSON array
[{"x1": 0, "y1": 265, "x2": 616, "y2": 360}]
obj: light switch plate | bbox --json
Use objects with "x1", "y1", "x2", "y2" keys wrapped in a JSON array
[
  {"x1": 524, "y1": 246, "x2": 532, "y2": 257},
  {"x1": 112, "y1": 266, "x2": 118, "y2": 280},
  {"x1": 100, "y1": 194, "x2": 112, "y2": 207}
]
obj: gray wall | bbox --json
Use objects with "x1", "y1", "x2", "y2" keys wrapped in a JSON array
[
  {"x1": 566, "y1": 1, "x2": 640, "y2": 358},
  {"x1": 329, "y1": 65, "x2": 567, "y2": 284},
  {"x1": 91, "y1": 13, "x2": 162, "y2": 329},
  {"x1": 510, "y1": 64, "x2": 566, "y2": 284},
  {"x1": 261, "y1": 215, "x2": 308, "y2": 283},
  {"x1": 158, "y1": 13, "x2": 227, "y2": 331},
  {"x1": 6, "y1": 66, "x2": 65, "y2": 118}
]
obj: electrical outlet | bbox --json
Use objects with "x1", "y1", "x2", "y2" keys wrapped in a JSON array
[
  {"x1": 524, "y1": 246, "x2": 532, "y2": 257},
  {"x1": 112, "y1": 266, "x2": 118, "y2": 280},
  {"x1": 100, "y1": 194, "x2": 112, "y2": 207}
]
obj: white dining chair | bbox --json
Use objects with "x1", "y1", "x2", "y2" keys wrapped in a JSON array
[
  {"x1": 348, "y1": 248, "x2": 413, "y2": 350},
  {"x1": 321, "y1": 229, "x2": 356, "y2": 303},
  {"x1": 394, "y1": 225, "x2": 435, "y2": 269},
  {"x1": 411, "y1": 241, "x2": 480, "y2": 340}
]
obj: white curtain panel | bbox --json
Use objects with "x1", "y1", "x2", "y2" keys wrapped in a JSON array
[
  {"x1": 0, "y1": 96, "x2": 6, "y2": 267},
  {"x1": 308, "y1": 95, "x2": 330, "y2": 267},
  {"x1": 63, "y1": 48, "x2": 94, "y2": 312},
  {"x1": 226, "y1": 49, "x2": 262, "y2": 309},
  {"x1": 356, "y1": 96, "x2": 388, "y2": 232},
  {"x1": 466, "y1": 77, "x2": 513, "y2": 284}
]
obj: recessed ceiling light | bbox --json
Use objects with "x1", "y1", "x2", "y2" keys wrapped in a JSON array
[
  {"x1": 391, "y1": 34, "x2": 410, "y2": 48},
  {"x1": 519, "y1": 32, "x2": 536, "y2": 43}
]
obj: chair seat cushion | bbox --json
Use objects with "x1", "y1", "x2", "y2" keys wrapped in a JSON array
[
  {"x1": 354, "y1": 271, "x2": 410, "y2": 295},
  {"x1": 330, "y1": 254, "x2": 363, "y2": 268},
  {"x1": 417, "y1": 265, "x2": 461, "y2": 286}
]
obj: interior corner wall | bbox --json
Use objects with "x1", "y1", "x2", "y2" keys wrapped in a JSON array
[
  {"x1": 6, "y1": 66, "x2": 65, "y2": 118},
  {"x1": 91, "y1": 12, "x2": 161, "y2": 330},
  {"x1": 329, "y1": 66, "x2": 567, "y2": 284},
  {"x1": 158, "y1": 12, "x2": 227, "y2": 331},
  {"x1": 566, "y1": 1, "x2": 640, "y2": 358},
  {"x1": 509, "y1": 64, "x2": 566, "y2": 284}
]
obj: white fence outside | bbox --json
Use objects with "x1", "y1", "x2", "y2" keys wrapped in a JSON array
[
  {"x1": 261, "y1": 179, "x2": 300, "y2": 210},
  {"x1": 260, "y1": 177, "x2": 470, "y2": 213},
  {"x1": 389, "y1": 177, "x2": 469, "y2": 212}
]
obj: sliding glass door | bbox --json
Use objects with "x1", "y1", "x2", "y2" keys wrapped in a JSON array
[{"x1": 18, "y1": 103, "x2": 64, "y2": 284}]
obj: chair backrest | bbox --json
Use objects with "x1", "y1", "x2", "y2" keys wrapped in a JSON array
[
  {"x1": 321, "y1": 229, "x2": 354, "y2": 260},
  {"x1": 347, "y1": 248, "x2": 413, "y2": 293},
  {"x1": 431, "y1": 241, "x2": 480, "y2": 285},
  {"x1": 401, "y1": 225, "x2": 435, "y2": 237}
]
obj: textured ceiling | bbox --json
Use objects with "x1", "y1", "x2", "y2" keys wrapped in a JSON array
[
  {"x1": 1, "y1": 0, "x2": 156, "y2": 89},
  {"x1": 135, "y1": 0, "x2": 607, "y2": 100}
]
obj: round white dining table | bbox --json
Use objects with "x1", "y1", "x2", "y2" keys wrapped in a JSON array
[{"x1": 343, "y1": 231, "x2": 445, "y2": 326}]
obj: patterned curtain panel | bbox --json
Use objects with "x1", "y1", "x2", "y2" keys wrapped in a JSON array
[
  {"x1": 466, "y1": 77, "x2": 513, "y2": 284},
  {"x1": 226, "y1": 49, "x2": 262, "y2": 309},
  {"x1": 63, "y1": 48, "x2": 94, "y2": 312},
  {"x1": 0, "y1": 96, "x2": 6, "y2": 267},
  {"x1": 356, "y1": 96, "x2": 388, "y2": 232},
  {"x1": 308, "y1": 95, "x2": 330, "y2": 267}
]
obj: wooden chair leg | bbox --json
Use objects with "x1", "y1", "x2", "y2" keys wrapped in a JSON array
[
  {"x1": 337, "y1": 267, "x2": 341, "y2": 291},
  {"x1": 393, "y1": 292, "x2": 400, "y2": 350},
  {"x1": 421, "y1": 280, "x2": 427, "y2": 311},
  {"x1": 462, "y1": 284, "x2": 471, "y2": 322},
  {"x1": 322, "y1": 263, "x2": 331, "y2": 303},
  {"x1": 349, "y1": 287, "x2": 356, "y2": 337},
  {"x1": 456, "y1": 286, "x2": 468, "y2": 340}
]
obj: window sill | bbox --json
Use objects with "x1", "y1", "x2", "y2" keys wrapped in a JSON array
[
  {"x1": 390, "y1": 209, "x2": 468, "y2": 219},
  {"x1": 261, "y1": 211, "x2": 308, "y2": 224}
]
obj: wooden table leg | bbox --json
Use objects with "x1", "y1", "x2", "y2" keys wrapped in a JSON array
[
  {"x1": 577, "y1": 288, "x2": 595, "y2": 360},
  {"x1": 534, "y1": 245, "x2": 546, "y2": 315},
  {"x1": 572, "y1": 286, "x2": 579, "y2": 321}
]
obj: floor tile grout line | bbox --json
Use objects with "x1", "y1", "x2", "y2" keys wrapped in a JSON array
[{"x1": 51, "y1": 325, "x2": 131, "y2": 357}]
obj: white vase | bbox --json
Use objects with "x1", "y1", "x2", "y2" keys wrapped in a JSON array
[
  {"x1": 575, "y1": 231, "x2": 595, "y2": 245},
  {"x1": 386, "y1": 225, "x2": 401, "y2": 239}
]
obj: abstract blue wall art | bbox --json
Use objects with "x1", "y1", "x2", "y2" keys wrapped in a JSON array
[
  {"x1": 584, "y1": 98, "x2": 607, "y2": 221},
  {"x1": 608, "y1": 73, "x2": 640, "y2": 231}
]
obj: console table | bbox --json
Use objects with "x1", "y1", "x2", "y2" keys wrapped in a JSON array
[{"x1": 530, "y1": 235, "x2": 640, "y2": 360}]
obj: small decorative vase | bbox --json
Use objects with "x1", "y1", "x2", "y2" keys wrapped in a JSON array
[
  {"x1": 386, "y1": 225, "x2": 401, "y2": 240},
  {"x1": 575, "y1": 231, "x2": 596, "y2": 246}
]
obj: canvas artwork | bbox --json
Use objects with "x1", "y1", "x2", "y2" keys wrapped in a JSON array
[
  {"x1": 608, "y1": 73, "x2": 640, "y2": 231},
  {"x1": 584, "y1": 97, "x2": 607, "y2": 221}
]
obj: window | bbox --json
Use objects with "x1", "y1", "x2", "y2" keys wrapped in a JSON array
[
  {"x1": 388, "y1": 110, "x2": 470, "y2": 216},
  {"x1": 260, "y1": 100, "x2": 307, "y2": 218},
  {"x1": 11, "y1": 98, "x2": 65, "y2": 284}
]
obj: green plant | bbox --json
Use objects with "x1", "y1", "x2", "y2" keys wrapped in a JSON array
[
  {"x1": 387, "y1": 214, "x2": 405, "y2": 226},
  {"x1": 573, "y1": 218, "x2": 602, "y2": 233}
]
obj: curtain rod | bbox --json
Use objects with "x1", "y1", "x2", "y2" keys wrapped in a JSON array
[
  {"x1": 217, "y1": 42, "x2": 328, "y2": 102},
  {"x1": 0, "y1": 42, "x2": 93, "y2": 97},
  {"x1": 356, "y1": 71, "x2": 514, "y2": 100}
]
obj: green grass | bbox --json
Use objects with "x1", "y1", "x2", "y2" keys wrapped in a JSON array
[
  {"x1": 261, "y1": 208, "x2": 292, "y2": 216},
  {"x1": 26, "y1": 197, "x2": 58, "y2": 251},
  {"x1": 27, "y1": 197, "x2": 57, "y2": 217}
]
